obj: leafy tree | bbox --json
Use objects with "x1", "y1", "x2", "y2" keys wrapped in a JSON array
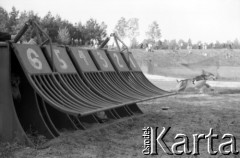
[
  {"x1": 125, "y1": 18, "x2": 139, "y2": 48},
  {"x1": 57, "y1": 19, "x2": 76, "y2": 44},
  {"x1": 146, "y1": 21, "x2": 161, "y2": 42},
  {"x1": 0, "y1": 7, "x2": 9, "y2": 32},
  {"x1": 99, "y1": 22, "x2": 107, "y2": 40},
  {"x1": 214, "y1": 41, "x2": 222, "y2": 49},
  {"x1": 178, "y1": 39, "x2": 187, "y2": 49},
  {"x1": 81, "y1": 18, "x2": 107, "y2": 45},
  {"x1": 41, "y1": 12, "x2": 59, "y2": 42},
  {"x1": 6, "y1": 7, "x2": 19, "y2": 34},
  {"x1": 187, "y1": 38, "x2": 192, "y2": 46},
  {"x1": 58, "y1": 27, "x2": 70, "y2": 45},
  {"x1": 207, "y1": 42, "x2": 214, "y2": 49},
  {"x1": 74, "y1": 22, "x2": 84, "y2": 45},
  {"x1": 130, "y1": 37, "x2": 139, "y2": 48},
  {"x1": 126, "y1": 18, "x2": 139, "y2": 41},
  {"x1": 161, "y1": 39, "x2": 169, "y2": 49},
  {"x1": 114, "y1": 17, "x2": 139, "y2": 47},
  {"x1": 15, "y1": 10, "x2": 41, "y2": 42},
  {"x1": 154, "y1": 40, "x2": 163, "y2": 49},
  {"x1": 233, "y1": 38, "x2": 240, "y2": 49},
  {"x1": 114, "y1": 17, "x2": 128, "y2": 38},
  {"x1": 169, "y1": 39, "x2": 177, "y2": 49},
  {"x1": 0, "y1": 6, "x2": 109, "y2": 45}
]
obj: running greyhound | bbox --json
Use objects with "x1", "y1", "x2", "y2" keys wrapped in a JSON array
[{"x1": 176, "y1": 70, "x2": 216, "y2": 93}]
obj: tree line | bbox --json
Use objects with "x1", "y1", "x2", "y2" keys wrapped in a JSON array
[
  {"x1": 0, "y1": 6, "x2": 107, "y2": 45},
  {"x1": 113, "y1": 17, "x2": 240, "y2": 50},
  {"x1": 153, "y1": 39, "x2": 240, "y2": 50},
  {"x1": 1, "y1": 6, "x2": 240, "y2": 49}
]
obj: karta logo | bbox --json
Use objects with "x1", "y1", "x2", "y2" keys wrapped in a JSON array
[{"x1": 142, "y1": 127, "x2": 239, "y2": 156}]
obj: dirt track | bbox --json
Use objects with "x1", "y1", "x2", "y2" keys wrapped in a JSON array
[{"x1": 0, "y1": 87, "x2": 239, "y2": 158}]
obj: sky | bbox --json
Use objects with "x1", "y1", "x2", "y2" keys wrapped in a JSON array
[{"x1": 1, "y1": 0, "x2": 240, "y2": 43}]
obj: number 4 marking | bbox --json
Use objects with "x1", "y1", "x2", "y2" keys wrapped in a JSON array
[{"x1": 78, "y1": 50, "x2": 89, "y2": 65}]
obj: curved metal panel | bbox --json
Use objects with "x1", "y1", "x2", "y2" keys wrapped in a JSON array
[
  {"x1": 67, "y1": 47, "x2": 98, "y2": 72},
  {"x1": 43, "y1": 46, "x2": 77, "y2": 73},
  {"x1": 121, "y1": 52, "x2": 142, "y2": 71},
  {"x1": 12, "y1": 44, "x2": 52, "y2": 74},
  {"x1": 107, "y1": 50, "x2": 129, "y2": 71},
  {"x1": 89, "y1": 49, "x2": 115, "y2": 71}
]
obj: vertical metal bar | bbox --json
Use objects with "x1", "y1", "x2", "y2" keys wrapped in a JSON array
[
  {"x1": 13, "y1": 20, "x2": 32, "y2": 43},
  {"x1": 113, "y1": 35, "x2": 121, "y2": 51},
  {"x1": 32, "y1": 21, "x2": 55, "y2": 72}
]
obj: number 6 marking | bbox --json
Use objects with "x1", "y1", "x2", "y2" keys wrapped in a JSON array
[
  {"x1": 27, "y1": 48, "x2": 42, "y2": 70},
  {"x1": 54, "y1": 49, "x2": 68, "y2": 69},
  {"x1": 78, "y1": 50, "x2": 89, "y2": 65},
  {"x1": 113, "y1": 53, "x2": 123, "y2": 68},
  {"x1": 96, "y1": 51, "x2": 108, "y2": 68}
]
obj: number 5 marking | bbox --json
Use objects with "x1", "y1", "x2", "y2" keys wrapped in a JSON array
[
  {"x1": 96, "y1": 51, "x2": 108, "y2": 68},
  {"x1": 27, "y1": 48, "x2": 42, "y2": 70},
  {"x1": 113, "y1": 53, "x2": 123, "y2": 68},
  {"x1": 78, "y1": 50, "x2": 89, "y2": 65},
  {"x1": 54, "y1": 49, "x2": 68, "y2": 69}
]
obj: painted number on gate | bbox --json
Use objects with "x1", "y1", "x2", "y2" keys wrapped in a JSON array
[
  {"x1": 27, "y1": 48, "x2": 43, "y2": 70},
  {"x1": 78, "y1": 50, "x2": 89, "y2": 65},
  {"x1": 113, "y1": 53, "x2": 123, "y2": 68},
  {"x1": 96, "y1": 51, "x2": 108, "y2": 68},
  {"x1": 129, "y1": 56, "x2": 136, "y2": 68},
  {"x1": 54, "y1": 49, "x2": 68, "y2": 69}
]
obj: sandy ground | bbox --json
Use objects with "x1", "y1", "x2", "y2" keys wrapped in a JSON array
[{"x1": 1, "y1": 79, "x2": 240, "y2": 158}]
